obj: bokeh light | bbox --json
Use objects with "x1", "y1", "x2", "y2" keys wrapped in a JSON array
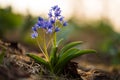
[{"x1": 0, "y1": 0, "x2": 120, "y2": 32}]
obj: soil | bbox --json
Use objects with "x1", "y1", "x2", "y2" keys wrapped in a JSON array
[{"x1": 0, "y1": 40, "x2": 120, "y2": 80}]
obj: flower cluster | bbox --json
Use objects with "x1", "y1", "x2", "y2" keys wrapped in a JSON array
[{"x1": 31, "y1": 5, "x2": 67, "y2": 38}]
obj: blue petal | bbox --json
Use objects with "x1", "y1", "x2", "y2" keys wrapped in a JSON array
[
  {"x1": 63, "y1": 21, "x2": 67, "y2": 26},
  {"x1": 32, "y1": 27, "x2": 37, "y2": 31},
  {"x1": 55, "y1": 27, "x2": 60, "y2": 32},
  {"x1": 48, "y1": 11, "x2": 52, "y2": 17},
  {"x1": 59, "y1": 16, "x2": 64, "y2": 21},
  {"x1": 31, "y1": 32, "x2": 38, "y2": 38},
  {"x1": 55, "y1": 7, "x2": 60, "y2": 11},
  {"x1": 38, "y1": 17, "x2": 44, "y2": 21},
  {"x1": 54, "y1": 10, "x2": 61, "y2": 17},
  {"x1": 50, "y1": 18, "x2": 55, "y2": 24},
  {"x1": 48, "y1": 24, "x2": 53, "y2": 29},
  {"x1": 37, "y1": 22, "x2": 43, "y2": 27},
  {"x1": 47, "y1": 29, "x2": 52, "y2": 33},
  {"x1": 43, "y1": 21, "x2": 49, "y2": 29},
  {"x1": 52, "y1": 5, "x2": 58, "y2": 11}
]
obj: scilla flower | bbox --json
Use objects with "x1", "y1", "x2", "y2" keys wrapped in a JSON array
[
  {"x1": 31, "y1": 5, "x2": 67, "y2": 39},
  {"x1": 28, "y1": 5, "x2": 95, "y2": 75},
  {"x1": 31, "y1": 31, "x2": 38, "y2": 38}
]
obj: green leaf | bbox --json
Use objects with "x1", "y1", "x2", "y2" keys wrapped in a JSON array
[
  {"x1": 59, "y1": 41, "x2": 83, "y2": 57},
  {"x1": 50, "y1": 46, "x2": 58, "y2": 66},
  {"x1": 57, "y1": 38, "x2": 63, "y2": 46},
  {"x1": 27, "y1": 53, "x2": 49, "y2": 69},
  {"x1": 0, "y1": 50, "x2": 5, "y2": 64},
  {"x1": 69, "y1": 49, "x2": 96, "y2": 61},
  {"x1": 59, "y1": 48, "x2": 79, "y2": 59},
  {"x1": 54, "y1": 48, "x2": 79, "y2": 73},
  {"x1": 54, "y1": 49, "x2": 96, "y2": 73}
]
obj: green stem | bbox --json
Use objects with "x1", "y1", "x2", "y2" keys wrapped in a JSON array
[
  {"x1": 53, "y1": 21, "x2": 57, "y2": 47},
  {"x1": 49, "y1": 62, "x2": 54, "y2": 74},
  {"x1": 47, "y1": 34, "x2": 54, "y2": 48},
  {"x1": 53, "y1": 32, "x2": 57, "y2": 47},
  {"x1": 36, "y1": 39, "x2": 48, "y2": 60},
  {"x1": 43, "y1": 31, "x2": 49, "y2": 61}
]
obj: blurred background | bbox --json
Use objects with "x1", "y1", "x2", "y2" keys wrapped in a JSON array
[{"x1": 0, "y1": 0, "x2": 120, "y2": 67}]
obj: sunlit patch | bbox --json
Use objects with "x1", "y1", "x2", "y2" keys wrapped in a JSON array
[
  {"x1": 82, "y1": 0, "x2": 103, "y2": 19},
  {"x1": 107, "y1": 0, "x2": 120, "y2": 32},
  {"x1": 0, "y1": 0, "x2": 120, "y2": 32},
  {"x1": 0, "y1": 0, "x2": 73, "y2": 19}
]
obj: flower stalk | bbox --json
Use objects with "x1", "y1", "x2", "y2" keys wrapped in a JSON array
[{"x1": 31, "y1": 5, "x2": 67, "y2": 61}]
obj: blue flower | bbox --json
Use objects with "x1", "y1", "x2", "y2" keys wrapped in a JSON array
[
  {"x1": 37, "y1": 17, "x2": 44, "y2": 27},
  {"x1": 37, "y1": 22, "x2": 43, "y2": 27},
  {"x1": 48, "y1": 11, "x2": 52, "y2": 17},
  {"x1": 54, "y1": 7, "x2": 61, "y2": 17},
  {"x1": 42, "y1": 20, "x2": 48, "y2": 29},
  {"x1": 31, "y1": 32, "x2": 38, "y2": 38},
  {"x1": 31, "y1": 5, "x2": 68, "y2": 38},
  {"x1": 32, "y1": 26, "x2": 37, "y2": 32},
  {"x1": 55, "y1": 27, "x2": 60, "y2": 32},
  {"x1": 59, "y1": 16, "x2": 64, "y2": 22},
  {"x1": 54, "y1": 10, "x2": 61, "y2": 17},
  {"x1": 49, "y1": 18, "x2": 55, "y2": 24},
  {"x1": 55, "y1": 7, "x2": 60, "y2": 11},
  {"x1": 48, "y1": 5, "x2": 67, "y2": 27},
  {"x1": 47, "y1": 28, "x2": 53, "y2": 33},
  {"x1": 63, "y1": 21, "x2": 67, "y2": 26},
  {"x1": 52, "y1": 5, "x2": 58, "y2": 11},
  {"x1": 49, "y1": 5, "x2": 61, "y2": 18},
  {"x1": 38, "y1": 17, "x2": 44, "y2": 21},
  {"x1": 48, "y1": 23, "x2": 53, "y2": 29}
]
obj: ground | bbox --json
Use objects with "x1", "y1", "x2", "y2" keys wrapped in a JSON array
[{"x1": 0, "y1": 40, "x2": 120, "y2": 80}]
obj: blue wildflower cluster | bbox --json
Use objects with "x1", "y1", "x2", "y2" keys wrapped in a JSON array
[{"x1": 31, "y1": 5, "x2": 67, "y2": 38}]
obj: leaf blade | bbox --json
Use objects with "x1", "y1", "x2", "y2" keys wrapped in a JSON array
[
  {"x1": 27, "y1": 53, "x2": 49, "y2": 68},
  {"x1": 54, "y1": 49, "x2": 96, "y2": 73},
  {"x1": 59, "y1": 41, "x2": 83, "y2": 57},
  {"x1": 50, "y1": 46, "x2": 58, "y2": 66}
]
